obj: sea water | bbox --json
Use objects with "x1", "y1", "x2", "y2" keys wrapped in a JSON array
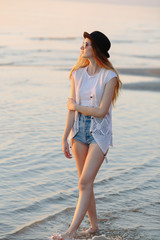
[{"x1": 0, "y1": 1, "x2": 160, "y2": 239}]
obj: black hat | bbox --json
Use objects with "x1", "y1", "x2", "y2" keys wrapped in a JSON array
[{"x1": 83, "y1": 31, "x2": 111, "y2": 58}]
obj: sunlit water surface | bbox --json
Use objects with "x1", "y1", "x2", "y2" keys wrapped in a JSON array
[{"x1": 0, "y1": 1, "x2": 160, "y2": 239}]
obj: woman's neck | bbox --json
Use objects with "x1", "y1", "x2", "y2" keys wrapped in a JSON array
[{"x1": 87, "y1": 60, "x2": 101, "y2": 76}]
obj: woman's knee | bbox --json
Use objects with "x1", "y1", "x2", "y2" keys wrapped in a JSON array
[{"x1": 79, "y1": 176, "x2": 93, "y2": 191}]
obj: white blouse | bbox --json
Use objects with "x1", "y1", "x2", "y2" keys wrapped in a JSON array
[{"x1": 70, "y1": 67, "x2": 117, "y2": 162}]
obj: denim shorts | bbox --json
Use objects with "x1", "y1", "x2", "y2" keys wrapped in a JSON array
[{"x1": 73, "y1": 113, "x2": 96, "y2": 145}]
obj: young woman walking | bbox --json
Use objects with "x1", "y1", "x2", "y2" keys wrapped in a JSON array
[{"x1": 52, "y1": 31, "x2": 122, "y2": 240}]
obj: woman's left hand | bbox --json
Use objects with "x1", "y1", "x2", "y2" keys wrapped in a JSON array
[{"x1": 67, "y1": 98, "x2": 76, "y2": 111}]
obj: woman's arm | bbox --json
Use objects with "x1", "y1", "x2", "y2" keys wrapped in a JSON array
[
  {"x1": 62, "y1": 75, "x2": 76, "y2": 158},
  {"x1": 67, "y1": 77, "x2": 117, "y2": 118}
]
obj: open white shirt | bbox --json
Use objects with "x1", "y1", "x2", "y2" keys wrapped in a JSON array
[{"x1": 70, "y1": 67, "x2": 117, "y2": 162}]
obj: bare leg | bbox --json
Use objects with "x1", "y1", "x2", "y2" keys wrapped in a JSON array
[
  {"x1": 51, "y1": 142, "x2": 104, "y2": 240},
  {"x1": 85, "y1": 193, "x2": 99, "y2": 234},
  {"x1": 72, "y1": 140, "x2": 98, "y2": 232},
  {"x1": 66, "y1": 142, "x2": 105, "y2": 237}
]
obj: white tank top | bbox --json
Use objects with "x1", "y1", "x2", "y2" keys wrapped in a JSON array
[{"x1": 79, "y1": 67, "x2": 117, "y2": 107}]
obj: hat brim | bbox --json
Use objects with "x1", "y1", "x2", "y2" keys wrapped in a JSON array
[
  {"x1": 83, "y1": 32, "x2": 92, "y2": 39},
  {"x1": 83, "y1": 31, "x2": 97, "y2": 47},
  {"x1": 83, "y1": 32, "x2": 91, "y2": 38}
]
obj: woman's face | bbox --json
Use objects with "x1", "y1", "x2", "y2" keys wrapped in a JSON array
[{"x1": 80, "y1": 38, "x2": 93, "y2": 59}]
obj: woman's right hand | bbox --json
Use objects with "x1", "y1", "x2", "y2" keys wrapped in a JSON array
[{"x1": 62, "y1": 138, "x2": 72, "y2": 159}]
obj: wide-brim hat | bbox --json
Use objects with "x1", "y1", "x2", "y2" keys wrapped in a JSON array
[{"x1": 83, "y1": 31, "x2": 111, "y2": 58}]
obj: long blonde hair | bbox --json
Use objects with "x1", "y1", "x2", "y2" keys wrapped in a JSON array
[{"x1": 69, "y1": 42, "x2": 122, "y2": 105}]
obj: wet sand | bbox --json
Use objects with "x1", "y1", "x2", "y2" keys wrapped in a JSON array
[
  {"x1": 91, "y1": 236, "x2": 123, "y2": 240},
  {"x1": 116, "y1": 68, "x2": 160, "y2": 91},
  {"x1": 118, "y1": 68, "x2": 160, "y2": 77},
  {"x1": 122, "y1": 81, "x2": 160, "y2": 91}
]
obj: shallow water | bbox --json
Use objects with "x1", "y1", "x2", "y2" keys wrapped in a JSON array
[
  {"x1": 0, "y1": 1, "x2": 160, "y2": 240},
  {"x1": 1, "y1": 68, "x2": 160, "y2": 240}
]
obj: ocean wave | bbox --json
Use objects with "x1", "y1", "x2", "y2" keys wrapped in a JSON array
[
  {"x1": 1, "y1": 192, "x2": 157, "y2": 240},
  {"x1": 112, "y1": 40, "x2": 135, "y2": 44},
  {"x1": 95, "y1": 161, "x2": 158, "y2": 188},
  {"x1": 118, "y1": 68, "x2": 160, "y2": 77},
  {"x1": 30, "y1": 37, "x2": 79, "y2": 41},
  {"x1": 95, "y1": 175, "x2": 118, "y2": 186},
  {"x1": 132, "y1": 54, "x2": 160, "y2": 60},
  {"x1": 0, "y1": 46, "x2": 7, "y2": 49},
  {"x1": 2, "y1": 207, "x2": 126, "y2": 240},
  {"x1": 2, "y1": 208, "x2": 74, "y2": 240},
  {"x1": 0, "y1": 62, "x2": 14, "y2": 66},
  {"x1": 0, "y1": 63, "x2": 159, "y2": 78},
  {"x1": 122, "y1": 81, "x2": 160, "y2": 91}
]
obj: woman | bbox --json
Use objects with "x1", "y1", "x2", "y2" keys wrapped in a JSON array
[{"x1": 52, "y1": 31, "x2": 122, "y2": 240}]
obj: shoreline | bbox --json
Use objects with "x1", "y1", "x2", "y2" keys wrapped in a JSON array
[
  {"x1": 1, "y1": 65, "x2": 160, "y2": 91},
  {"x1": 0, "y1": 65, "x2": 160, "y2": 77},
  {"x1": 117, "y1": 68, "x2": 160, "y2": 77},
  {"x1": 122, "y1": 81, "x2": 160, "y2": 92}
]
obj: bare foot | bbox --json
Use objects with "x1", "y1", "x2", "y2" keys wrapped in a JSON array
[
  {"x1": 81, "y1": 227, "x2": 99, "y2": 234},
  {"x1": 51, "y1": 233, "x2": 63, "y2": 240}
]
